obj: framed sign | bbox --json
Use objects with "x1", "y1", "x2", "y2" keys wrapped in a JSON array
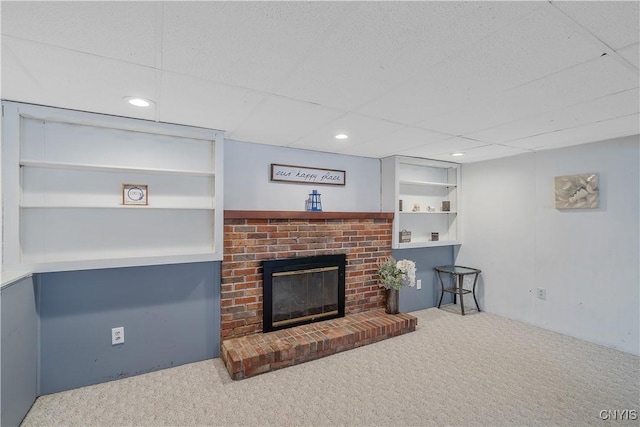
[
  {"x1": 123, "y1": 184, "x2": 148, "y2": 205},
  {"x1": 270, "y1": 164, "x2": 346, "y2": 186}
]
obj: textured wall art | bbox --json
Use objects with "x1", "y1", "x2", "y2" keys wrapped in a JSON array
[{"x1": 554, "y1": 173, "x2": 599, "y2": 209}]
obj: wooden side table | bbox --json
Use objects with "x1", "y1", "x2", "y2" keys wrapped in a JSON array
[{"x1": 435, "y1": 265, "x2": 481, "y2": 315}]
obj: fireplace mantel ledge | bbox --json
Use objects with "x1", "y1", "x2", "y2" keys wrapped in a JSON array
[{"x1": 224, "y1": 210, "x2": 394, "y2": 220}]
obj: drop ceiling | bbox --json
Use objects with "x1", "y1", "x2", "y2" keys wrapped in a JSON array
[{"x1": 1, "y1": 1, "x2": 638, "y2": 163}]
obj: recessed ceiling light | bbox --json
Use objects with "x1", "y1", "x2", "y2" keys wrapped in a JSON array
[
  {"x1": 451, "y1": 152, "x2": 466, "y2": 157},
  {"x1": 335, "y1": 134, "x2": 349, "y2": 140},
  {"x1": 125, "y1": 97, "x2": 152, "y2": 107}
]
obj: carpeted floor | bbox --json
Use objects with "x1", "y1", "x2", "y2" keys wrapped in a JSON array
[{"x1": 21, "y1": 307, "x2": 640, "y2": 426}]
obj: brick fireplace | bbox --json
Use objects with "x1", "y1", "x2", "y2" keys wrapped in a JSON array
[{"x1": 221, "y1": 210, "x2": 394, "y2": 340}]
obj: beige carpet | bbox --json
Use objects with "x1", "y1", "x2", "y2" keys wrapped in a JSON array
[{"x1": 22, "y1": 308, "x2": 639, "y2": 426}]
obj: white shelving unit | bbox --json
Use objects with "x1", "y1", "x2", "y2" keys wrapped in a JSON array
[
  {"x1": 19, "y1": 160, "x2": 215, "y2": 176},
  {"x1": 2, "y1": 101, "x2": 224, "y2": 273},
  {"x1": 381, "y1": 156, "x2": 461, "y2": 249}
]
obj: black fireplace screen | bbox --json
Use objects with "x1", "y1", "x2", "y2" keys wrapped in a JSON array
[{"x1": 263, "y1": 254, "x2": 346, "y2": 332}]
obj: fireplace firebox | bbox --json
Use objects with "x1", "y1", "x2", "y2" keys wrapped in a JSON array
[{"x1": 262, "y1": 254, "x2": 346, "y2": 332}]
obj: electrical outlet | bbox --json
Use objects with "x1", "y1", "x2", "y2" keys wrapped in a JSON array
[
  {"x1": 536, "y1": 288, "x2": 546, "y2": 300},
  {"x1": 112, "y1": 327, "x2": 124, "y2": 345},
  {"x1": 416, "y1": 279, "x2": 422, "y2": 290}
]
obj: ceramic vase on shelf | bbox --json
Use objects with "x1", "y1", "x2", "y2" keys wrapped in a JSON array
[{"x1": 385, "y1": 288, "x2": 399, "y2": 314}]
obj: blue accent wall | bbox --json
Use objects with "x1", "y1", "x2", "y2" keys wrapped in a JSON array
[
  {"x1": 1, "y1": 276, "x2": 38, "y2": 427},
  {"x1": 394, "y1": 246, "x2": 455, "y2": 313},
  {"x1": 37, "y1": 261, "x2": 220, "y2": 395}
]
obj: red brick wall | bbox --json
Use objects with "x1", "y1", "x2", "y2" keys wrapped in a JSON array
[{"x1": 221, "y1": 215, "x2": 392, "y2": 340}]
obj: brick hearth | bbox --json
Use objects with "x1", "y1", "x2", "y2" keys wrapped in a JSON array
[
  {"x1": 220, "y1": 210, "x2": 417, "y2": 380},
  {"x1": 221, "y1": 211, "x2": 394, "y2": 341},
  {"x1": 221, "y1": 308, "x2": 417, "y2": 380}
]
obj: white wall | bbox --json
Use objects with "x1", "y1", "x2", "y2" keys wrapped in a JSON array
[
  {"x1": 457, "y1": 136, "x2": 639, "y2": 355},
  {"x1": 224, "y1": 140, "x2": 381, "y2": 211}
]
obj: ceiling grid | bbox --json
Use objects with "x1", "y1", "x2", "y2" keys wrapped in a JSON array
[{"x1": 1, "y1": 1, "x2": 637, "y2": 163}]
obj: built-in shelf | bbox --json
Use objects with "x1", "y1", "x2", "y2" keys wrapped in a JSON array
[
  {"x1": 399, "y1": 180, "x2": 456, "y2": 188},
  {"x1": 2, "y1": 101, "x2": 224, "y2": 273},
  {"x1": 1, "y1": 271, "x2": 33, "y2": 289},
  {"x1": 397, "y1": 240, "x2": 461, "y2": 249},
  {"x1": 399, "y1": 211, "x2": 457, "y2": 215},
  {"x1": 20, "y1": 252, "x2": 218, "y2": 274},
  {"x1": 20, "y1": 160, "x2": 215, "y2": 177},
  {"x1": 382, "y1": 156, "x2": 461, "y2": 249},
  {"x1": 20, "y1": 204, "x2": 214, "y2": 210}
]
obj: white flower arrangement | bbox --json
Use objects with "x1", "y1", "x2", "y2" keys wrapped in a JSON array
[{"x1": 378, "y1": 257, "x2": 416, "y2": 290}]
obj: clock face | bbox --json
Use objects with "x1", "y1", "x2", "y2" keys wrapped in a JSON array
[{"x1": 127, "y1": 186, "x2": 145, "y2": 201}]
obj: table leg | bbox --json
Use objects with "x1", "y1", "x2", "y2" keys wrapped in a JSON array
[
  {"x1": 472, "y1": 272, "x2": 481, "y2": 312},
  {"x1": 458, "y1": 274, "x2": 465, "y2": 315},
  {"x1": 452, "y1": 273, "x2": 457, "y2": 305},
  {"x1": 436, "y1": 270, "x2": 445, "y2": 308}
]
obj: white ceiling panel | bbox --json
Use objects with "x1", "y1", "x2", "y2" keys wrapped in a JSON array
[
  {"x1": 417, "y1": 54, "x2": 639, "y2": 136},
  {"x1": 467, "y1": 89, "x2": 640, "y2": 144},
  {"x1": 338, "y1": 126, "x2": 454, "y2": 159},
  {"x1": 1, "y1": 1, "x2": 158, "y2": 67},
  {"x1": 161, "y1": 2, "x2": 353, "y2": 92},
  {"x1": 273, "y1": 3, "x2": 432, "y2": 111},
  {"x1": 354, "y1": 56, "x2": 501, "y2": 126},
  {"x1": 275, "y1": 1, "x2": 544, "y2": 111},
  {"x1": 395, "y1": 137, "x2": 491, "y2": 160},
  {"x1": 421, "y1": 144, "x2": 533, "y2": 164},
  {"x1": 504, "y1": 114, "x2": 640, "y2": 151},
  {"x1": 618, "y1": 43, "x2": 640, "y2": 69},
  {"x1": 158, "y1": 72, "x2": 266, "y2": 132},
  {"x1": 507, "y1": 54, "x2": 638, "y2": 105},
  {"x1": 227, "y1": 95, "x2": 344, "y2": 146},
  {"x1": 461, "y1": 4, "x2": 607, "y2": 92},
  {"x1": 1, "y1": 37, "x2": 158, "y2": 122},
  {"x1": 552, "y1": 1, "x2": 640, "y2": 50},
  {"x1": 356, "y1": 3, "x2": 605, "y2": 125},
  {"x1": 289, "y1": 113, "x2": 405, "y2": 154}
]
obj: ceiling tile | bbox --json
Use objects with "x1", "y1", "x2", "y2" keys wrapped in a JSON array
[
  {"x1": 506, "y1": 54, "x2": 638, "y2": 106},
  {"x1": 552, "y1": 1, "x2": 640, "y2": 50},
  {"x1": 1, "y1": 37, "x2": 158, "y2": 122},
  {"x1": 424, "y1": 144, "x2": 532, "y2": 164},
  {"x1": 356, "y1": 4, "x2": 605, "y2": 125},
  {"x1": 158, "y1": 72, "x2": 266, "y2": 132},
  {"x1": 416, "y1": 54, "x2": 639, "y2": 136},
  {"x1": 275, "y1": 2, "x2": 544, "y2": 111},
  {"x1": 460, "y1": 4, "x2": 608, "y2": 92},
  {"x1": 395, "y1": 137, "x2": 491, "y2": 160},
  {"x1": 161, "y1": 2, "x2": 355, "y2": 93},
  {"x1": 618, "y1": 43, "x2": 640, "y2": 69},
  {"x1": 1, "y1": 2, "x2": 158, "y2": 67},
  {"x1": 339, "y1": 126, "x2": 454, "y2": 158},
  {"x1": 226, "y1": 95, "x2": 344, "y2": 146},
  {"x1": 503, "y1": 114, "x2": 640, "y2": 151},
  {"x1": 289, "y1": 113, "x2": 405, "y2": 154},
  {"x1": 467, "y1": 89, "x2": 640, "y2": 144}
]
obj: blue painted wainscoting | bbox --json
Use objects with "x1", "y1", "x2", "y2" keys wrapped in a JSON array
[
  {"x1": 1, "y1": 276, "x2": 38, "y2": 427},
  {"x1": 37, "y1": 261, "x2": 220, "y2": 395},
  {"x1": 394, "y1": 246, "x2": 455, "y2": 313}
]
